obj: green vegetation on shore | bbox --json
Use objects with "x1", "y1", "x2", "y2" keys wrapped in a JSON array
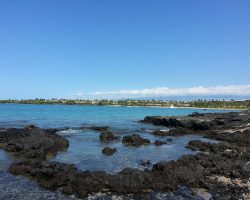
[{"x1": 0, "y1": 99, "x2": 249, "y2": 110}]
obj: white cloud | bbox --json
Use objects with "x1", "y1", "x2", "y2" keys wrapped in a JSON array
[
  {"x1": 91, "y1": 85, "x2": 250, "y2": 98},
  {"x1": 76, "y1": 93, "x2": 84, "y2": 96}
]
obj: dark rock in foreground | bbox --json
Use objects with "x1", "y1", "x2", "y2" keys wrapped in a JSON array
[
  {"x1": 9, "y1": 161, "x2": 78, "y2": 195},
  {"x1": 142, "y1": 117, "x2": 182, "y2": 127},
  {"x1": 3, "y1": 111, "x2": 250, "y2": 199},
  {"x1": 102, "y1": 147, "x2": 117, "y2": 156},
  {"x1": 122, "y1": 134, "x2": 150, "y2": 147},
  {"x1": 9, "y1": 136, "x2": 250, "y2": 199},
  {"x1": 0, "y1": 127, "x2": 68, "y2": 160},
  {"x1": 141, "y1": 111, "x2": 250, "y2": 131},
  {"x1": 9, "y1": 161, "x2": 152, "y2": 197}
]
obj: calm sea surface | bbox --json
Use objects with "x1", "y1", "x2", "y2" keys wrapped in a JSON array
[
  {"x1": 0, "y1": 104, "x2": 229, "y2": 128},
  {"x1": 0, "y1": 104, "x2": 231, "y2": 199}
]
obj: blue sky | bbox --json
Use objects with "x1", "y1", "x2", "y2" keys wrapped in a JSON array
[{"x1": 0, "y1": 0, "x2": 250, "y2": 99}]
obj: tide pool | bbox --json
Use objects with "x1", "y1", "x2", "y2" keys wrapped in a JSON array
[{"x1": 0, "y1": 104, "x2": 228, "y2": 199}]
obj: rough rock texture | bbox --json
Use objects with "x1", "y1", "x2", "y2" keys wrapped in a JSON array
[
  {"x1": 186, "y1": 140, "x2": 234, "y2": 153},
  {"x1": 0, "y1": 127, "x2": 68, "y2": 160},
  {"x1": 154, "y1": 140, "x2": 167, "y2": 146},
  {"x1": 140, "y1": 111, "x2": 250, "y2": 199},
  {"x1": 24, "y1": 125, "x2": 38, "y2": 129},
  {"x1": 167, "y1": 127, "x2": 194, "y2": 136},
  {"x1": 9, "y1": 143, "x2": 250, "y2": 199},
  {"x1": 142, "y1": 117, "x2": 183, "y2": 127},
  {"x1": 102, "y1": 147, "x2": 117, "y2": 156},
  {"x1": 152, "y1": 130, "x2": 168, "y2": 136},
  {"x1": 9, "y1": 161, "x2": 153, "y2": 197},
  {"x1": 3, "y1": 111, "x2": 250, "y2": 199},
  {"x1": 188, "y1": 112, "x2": 205, "y2": 117},
  {"x1": 87, "y1": 126, "x2": 109, "y2": 131},
  {"x1": 122, "y1": 134, "x2": 150, "y2": 147},
  {"x1": 99, "y1": 131, "x2": 118, "y2": 142},
  {"x1": 9, "y1": 161, "x2": 78, "y2": 194},
  {"x1": 138, "y1": 159, "x2": 151, "y2": 166},
  {"x1": 142, "y1": 111, "x2": 250, "y2": 132}
]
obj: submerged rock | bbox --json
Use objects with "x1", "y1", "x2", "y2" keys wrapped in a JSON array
[
  {"x1": 88, "y1": 126, "x2": 109, "y2": 131},
  {"x1": 122, "y1": 134, "x2": 150, "y2": 147},
  {"x1": 24, "y1": 125, "x2": 38, "y2": 129},
  {"x1": 102, "y1": 147, "x2": 117, "y2": 156},
  {"x1": 99, "y1": 131, "x2": 118, "y2": 142},
  {"x1": 188, "y1": 112, "x2": 204, "y2": 117},
  {"x1": 152, "y1": 130, "x2": 168, "y2": 136},
  {"x1": 167, "y1": 127, "x2": 191, "y2": 136},
  {"x1": 139, "y1": 159, "x2": 151, "y2": 166},
  {"x1": 154, "y1": 140, "x2": 167, "y2": 146}
]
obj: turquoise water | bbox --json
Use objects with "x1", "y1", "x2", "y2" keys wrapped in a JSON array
[
  {"x1": 0, "y1": 104, "x2": 225, "y2": 173},
  {"x1": 0, "y1": 104, "x2": 228, "y2": 199},
  {"x1": 0, "y1": 104, "x2": 228, "y2": 128},
  {"x1": 55, "y1": 129, "x2": 215, "y2": 173}
]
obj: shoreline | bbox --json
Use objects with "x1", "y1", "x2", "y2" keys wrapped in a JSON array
[
  {"x1": 0, "y1": 102, "x2": 248, "y2": 111},
  {"x1": 1, "y1": 111, "x2": 250, "y2": 199},
  {"x1": 146, "y1": 105, "x2": 243, "y2": 111}
]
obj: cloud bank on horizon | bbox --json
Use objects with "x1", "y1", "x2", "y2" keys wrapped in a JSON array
[{"x1": 84, "y1": 84, "x2": 250, "y2": 99}]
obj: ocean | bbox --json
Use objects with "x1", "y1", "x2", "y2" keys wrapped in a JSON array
[{"x1": 0, "y1": 104, "x2": 230, "y2": 199}]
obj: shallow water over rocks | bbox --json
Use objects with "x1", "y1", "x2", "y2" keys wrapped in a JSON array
[
  {"x1": 53, "y1": 128, "x2": 216, "y2": 174},
  {"x1": 0, "y1": 104, "x2": 226, "y2": 199}
]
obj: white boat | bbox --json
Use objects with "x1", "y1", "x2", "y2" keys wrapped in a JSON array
[{"x1": 169, "y1": 104, "x2": 175, "y2": 109}]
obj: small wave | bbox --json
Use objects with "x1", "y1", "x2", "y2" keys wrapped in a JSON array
[
  {"x1": 144, "y1": 129, "x2": 154, "y2": 133},
  {"x1": 159, "y1": 128, "x2": 169, "y2": 132},
  {"x1": 57, "y1": 129, "x2": 82, "y2": 135}
]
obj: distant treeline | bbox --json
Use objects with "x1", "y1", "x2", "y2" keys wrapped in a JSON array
[{"x1": 0, "y1": 98, "x2": 249, "y2": 110}]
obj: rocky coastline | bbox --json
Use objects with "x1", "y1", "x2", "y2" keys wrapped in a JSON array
[{"x1": 1, "y1": 111, "x2": 250, "y2": 199}]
